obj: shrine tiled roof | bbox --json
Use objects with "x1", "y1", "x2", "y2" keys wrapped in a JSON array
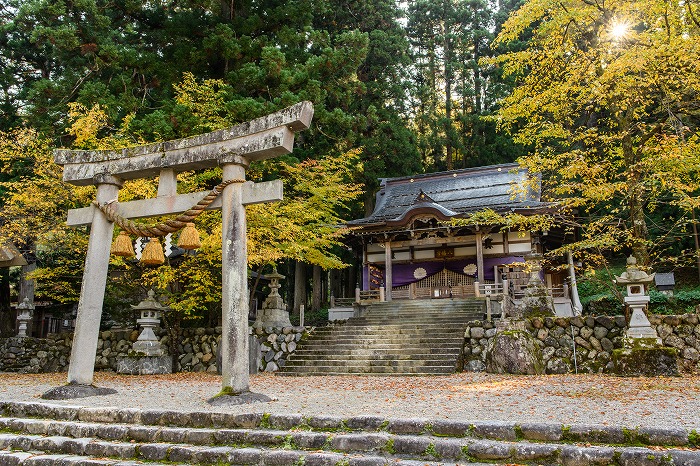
[{"x1": 348, "y1": 163, "x2": 550, "y2": 227}]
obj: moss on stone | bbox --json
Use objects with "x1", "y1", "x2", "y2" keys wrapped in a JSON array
[
  {"x1": 423, "y1": 442, "x2": 440, "y2": 459},
  {"x1": 384, "y1": 438, "x2": 395, "y2": 454},
  {"x1": 259, "y1": 413, "x2": 272, "y2": 428}
]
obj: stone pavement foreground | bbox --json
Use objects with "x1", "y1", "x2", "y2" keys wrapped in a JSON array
[
  {"x1": 1, "y1": 373, "x2": 700, "y2": 465},
  {"x1": 1, "y1": 372, "x2": 699, "y2": 429}
]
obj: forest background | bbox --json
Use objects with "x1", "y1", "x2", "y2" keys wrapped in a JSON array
[{"x1": 0, "y1": 0, "x2": 698, "y2": 334}]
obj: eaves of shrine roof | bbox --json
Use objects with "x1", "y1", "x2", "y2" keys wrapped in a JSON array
[{"x1": 347, "y1": 163, "x2": 551, "y2": 228}]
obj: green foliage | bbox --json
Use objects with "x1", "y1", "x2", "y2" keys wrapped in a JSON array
[
  {"x1": 689, "y1": 430, "x2": 700, "y2": 448},
  {"x1": 648, "y1": 289, "x2": 700, "y2": 315},
  {"x1": 383, "y1": 438, "x2": 395, "y2": 455},
  {"x1": 291, "y1": 308, "x2": 328, "y2": 327},
  {"x1": 423, "y1": 442, "x2": 440, "y2": 459},
  {"x1": 447, "y1": 208, "x2": 557, "y2": 233}
]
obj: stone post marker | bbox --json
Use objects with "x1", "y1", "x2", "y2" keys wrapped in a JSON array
[{"x1": 43, "y1": 102, "x2": 313, "y2": 401}]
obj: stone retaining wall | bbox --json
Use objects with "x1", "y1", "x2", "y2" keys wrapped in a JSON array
[
  {"x1": 0, "y1": 326, "x2": 309, "y2": 374},
  {"x1": 463, "y1": 314, "x2": 700, "y2": 373}
]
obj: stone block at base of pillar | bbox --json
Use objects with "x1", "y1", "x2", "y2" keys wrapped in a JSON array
[
  {"x1": 41, "y1": 383, "x2": 117, "y2": 400},
  {"x1": 207, "y1": 391, "x2": 273, "y2": 406},
  {"x1": 116, "y1": 355, "x2": 172, "y2": 375},
  {"x1": 611, "y1": 346, "x2": 679, "y2": 377}
]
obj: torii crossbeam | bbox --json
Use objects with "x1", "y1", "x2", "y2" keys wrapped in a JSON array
[{"x1": 42, "y1": 102, "x2": 313, "y2": 401}]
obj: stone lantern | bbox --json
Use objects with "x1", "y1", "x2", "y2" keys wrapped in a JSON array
[
  {"x1": 253, "y1": 268, "x2": 292, "y2": 329},
  {"x1": 16, "y1": 298, "x2": 34, "y2": 337},
  {"x1": 614, "y1": 255, "x2": 660, "y2": 344},
  {"x1": 611, "y1": 256, "x2": 677, "y2": 376},
  {"x1": 131, "y1": 289, "x2": 168, "y2": 356},
  {"x1": 521, "y1": 244, "x2": 554, "y2": 317},
  {"x1": 116, "y1": 289, "x2": 172, "y2": 374}
]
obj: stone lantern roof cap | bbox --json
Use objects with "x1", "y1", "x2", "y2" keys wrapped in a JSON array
[
  {"x1": 614, "y1": 255, "x2": 655, "y2": 285},
  {"x1": 131, "y1": 289, "x2": 170, "y2": 312}
]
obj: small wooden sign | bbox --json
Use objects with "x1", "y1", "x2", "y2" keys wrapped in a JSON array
[{"x1": 435, "y1": 247, "x2": 454, "y2": 259}]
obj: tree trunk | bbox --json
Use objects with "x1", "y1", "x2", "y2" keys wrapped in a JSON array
[
  {"x1": 692, "y1": 209, "x2": 700, "y2": 282},
  {"x1": 312, "y1": 265, "x2": 322, "y2": 312},
  {"x1": 621, "y1": 118, "x2": 650, "y2": 265},
  {"x1": 443, "y1": 0, "x2": 454, "y2": 171},
  {"x1": 364, "y1": 189, "x2": 376, "y2": 216},
  {"x1": 348, "y1": 264, "x2": 358, "y2": 297},
  {"x1": 293, "y1": 261, "x2": 307, "y2": 316},
  {"x1": 19, "y1": 262, "x2": 36, "y2": 303},
  {"x1": 472, "y1": 3, "x2": 482, "y2": 114},
  {"x1": 249, "y1": 264, "x2": 264, "y2": 317},
  {"x1": 0, "y1": 268, "x2": 13, "y2": 337}
]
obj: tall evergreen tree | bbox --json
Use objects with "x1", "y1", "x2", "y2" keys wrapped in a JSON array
[{"x1": 406, "y1": 0, "x2": 525, "y2": 171}]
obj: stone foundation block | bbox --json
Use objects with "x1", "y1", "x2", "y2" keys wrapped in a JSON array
[
  {"x1": 291, "y1": 432, "x2": 328, "y2": 449},
  {"x1": 519, "y1": 422, "x2": 562, "y2": 441},
  {"x1": 330, "y1": 433, "x2": 389, "y2": 452},
  {"x1": 559, "y1": 445, "x2": 616, "y2": 466},
  {"x1": 229, "y1": 447, "x2": 263, "y2": 464},
  {"x1": 137, "y1": 443, "x2": 175, "y2": 461},
  {"x1": 304, "y1": 452, "x2": 346, "y2": 466},
  {"x1": 261, "y1": 449, "x2": 304, "y2": 465},
  {"x1": 612, "y1": 347, "x2": 679, "y2": 376},
  {"x1": 116, "y1": 355, "x2": 171, "y2": 375}
]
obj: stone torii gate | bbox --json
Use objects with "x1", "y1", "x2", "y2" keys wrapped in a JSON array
[{"x1": 42, "y1": 102, "x2": 313, "y2": 402}]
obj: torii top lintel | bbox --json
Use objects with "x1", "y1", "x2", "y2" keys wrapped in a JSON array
[{"x1": 54, "y1": 101, "x2": 314, "y2": 186}]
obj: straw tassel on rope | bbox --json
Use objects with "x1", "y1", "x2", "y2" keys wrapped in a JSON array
[
  {"x1": 111, "y1": 231, "x2": 135, "y2": 257},
  {"x1": 178, "y1": 223, "x2": 201, "y2": 250},
  {"x1": 141, "y1": 238, "x2": 165, "y2": 265}
]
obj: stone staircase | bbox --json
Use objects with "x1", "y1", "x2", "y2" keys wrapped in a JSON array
[
  {"x1": 281, "y1": 299, "x2": 485, "y2": 376},
  {"x1": 2, "y1": 401, "x2": 700, "y2": 465}
]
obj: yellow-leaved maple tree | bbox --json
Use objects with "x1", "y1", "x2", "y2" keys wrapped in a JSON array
[
  {"x1": 4, "y1": 89, "x2": 363, "y2": 323},
  {"x1": 491, "y1": 0, "x2": 700, "y2": 268}
]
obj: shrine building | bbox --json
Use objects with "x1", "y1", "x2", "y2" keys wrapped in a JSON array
[{"x1": 345, "y1": 163, "x2": 580, "y2": 313}]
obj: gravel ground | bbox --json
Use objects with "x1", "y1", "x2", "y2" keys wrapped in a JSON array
[{"x1": 1, "y1": 372, "x2": 699, "y2": 430}]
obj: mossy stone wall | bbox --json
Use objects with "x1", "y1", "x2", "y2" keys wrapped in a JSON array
[{"x1": 464, "y1": 314, "x2": 700, "y2": 374}]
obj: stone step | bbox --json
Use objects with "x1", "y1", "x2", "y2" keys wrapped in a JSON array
[
  {"x1": 313, "y1": 322, "x2": 472, "y2": 331},
  {"x1": 281, "y1": 364, "x2": 457, "y2": 374},
  {"x1": 350, "y1": 313, "x2": 479, "y2": 319},
  {"x1": 364, "y1": 308, "x2": 484, "y2": 315},
  {"x1": 284, "y1": 304, "x2": 472, "y2": 375},
  {"x1": 0, "y1": 450, "x2": 165, "y2": 465},
  {"x1": 297, "y1": 336, "x2": 465, "y2": 344},
  {"x1": 292, "y1": 347, "x2": 461, "y2": 356},
  {"x1": 290, "y1": 346, "x2": 462, "y2": 356},
  {"x1": 365, "y1": 306, "x2": 484, "y2": 312},
  {"x1": 365, "y1": 304, "x2": 482, "y2": 310},
  {"x1": 285, "y1": 356, "x2": 459, "y2": 365},
  {"x1": 289, "y1": 344, "x2": 462, "y2": 353},
  {"x1": 3, "y1": 402, "x2": 699, "y2": 449},
  {"x1": 3, "y1": 413, "x2": 698, "y2": 466},
  {"x1": 315, "y1": 322, "x2": 469, "y2": 329},
  {"x1": 310, "y1": 329, "x2": 467, "y2": 338},
  {"x1": 0, "y1": 433, "x2": 472, "y2": 466}
]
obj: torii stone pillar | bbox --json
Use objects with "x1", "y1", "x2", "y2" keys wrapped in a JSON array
[
  {"x1": 42, "y1": 102, "x2": 313, "y2": 401},
  {"x1": 220, "y1": 161, "x2": 249, "y2": 395},
  {"x1": 69, "y1": 175, "x2": 123, "y2": 387}
]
